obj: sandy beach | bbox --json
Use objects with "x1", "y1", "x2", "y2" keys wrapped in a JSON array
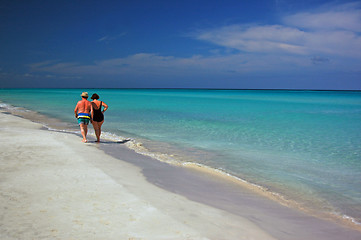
[
  {"x1": 1, "y1": 111, "x2": 361, "y2": 240},
  {"x1": 0, "y1": 111, "x2": 277, "y2": 240}
]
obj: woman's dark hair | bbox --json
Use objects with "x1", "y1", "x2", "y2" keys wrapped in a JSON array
[{"x1": 91, "y1": 93, "x2": 99, "y2": 100}]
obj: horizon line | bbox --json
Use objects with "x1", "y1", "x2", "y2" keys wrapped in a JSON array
[{"x1": 1, "y1": 87, "x2": 361, "y2": 92}]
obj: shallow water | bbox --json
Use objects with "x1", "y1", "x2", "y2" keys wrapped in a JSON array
[{"x1": 1, "y1": 88, "x2": 360, "y2": 225}]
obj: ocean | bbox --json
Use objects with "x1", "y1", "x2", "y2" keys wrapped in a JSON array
[{"x1": 1, "y1": 88, "x2": 360, "y2": 226}]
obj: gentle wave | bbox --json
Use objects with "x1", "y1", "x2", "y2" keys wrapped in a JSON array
[
  {"x1": 121, "y1": 130, "x2": 361, "y2": 228},
  {"x1": 91, "y1": 120, "x2": 361, "y2": 228},
  {"x1": 0, "y1": 102, "x2": 30, "y2": 112}
]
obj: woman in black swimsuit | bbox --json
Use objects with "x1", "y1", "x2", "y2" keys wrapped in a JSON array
[{"x1": 91, "y1": 93, "x2": 108, "y2": 142}]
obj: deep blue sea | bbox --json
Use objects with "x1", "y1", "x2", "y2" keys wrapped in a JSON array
[{"x1": 1, "y1": 88, "x2": 361, "y2": 225}]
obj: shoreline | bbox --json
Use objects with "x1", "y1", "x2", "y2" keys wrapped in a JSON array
[
  {"x1": 0, "y1": 112, "x2": 360, "y2": 238},
  {"x1": 100, "y1": 141, "x2": 361, "y2": 238},
  {"x1": 124, "y1": 132, "x2": 361, "y2": 230},
  {"x1": 0, "y1": 110, "x2": 278, "y2": 239},
  {"x1": 1, "y1": 101, "x2": 361, "y2": 234}
]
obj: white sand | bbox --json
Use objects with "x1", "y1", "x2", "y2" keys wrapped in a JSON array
[{"x1": 0, "y1": 112, "x2": 276, "y2": 240}]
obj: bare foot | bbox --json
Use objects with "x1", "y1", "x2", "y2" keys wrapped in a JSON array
[{"x1": 82, "y1": 139, "x2": 88, "y2": 143}]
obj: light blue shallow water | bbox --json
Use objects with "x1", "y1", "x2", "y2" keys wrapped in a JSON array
[{"x1": 1, "y1": 88, "x2": 361, "y2": 223}]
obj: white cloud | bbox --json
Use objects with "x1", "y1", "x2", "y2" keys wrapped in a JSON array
[
  {"x1": 97, "y1": 33, "x2": 127, "y2": 43},
  {"x1": 29, "y1": 54, "x2": 199, "y2": 77},
  {"x1": 196, "y1": 25, "x2": 308, "y2": 54},
  {"x1": 194, "y1": 3, "x2": 361, "y2": 58},
  {"x1": 97, "y1": 36, "x2": 110, "y2": 42},
  {"x1": 29, "y1": 51, "x2": 324, "y2": 80},
  {"x1": 284, "y1": 2, "x2": 361, "y2": 32}
]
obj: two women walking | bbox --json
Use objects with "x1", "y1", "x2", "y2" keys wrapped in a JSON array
[{"x1": 74, "y1": 92, "x2": 108, "y2": 143}]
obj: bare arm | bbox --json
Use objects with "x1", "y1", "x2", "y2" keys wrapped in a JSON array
[
  {"x1": 102, "y1": 102, "x2": 108, "y2": 113},
  {"x1": 91, "y1": 103, "x2": 94, "y2": 121},
  {"x1": 74, "y1": 103, "x2": 79, "y2": 118}
]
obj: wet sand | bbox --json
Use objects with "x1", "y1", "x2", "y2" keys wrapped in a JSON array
[
  {"x1": 101, "y1": 144, "x2": 361, "y2": 240},
  {"x1": 1, "y1": 111, "x2": 361, "y2": 239},
  {"x1": 0, "y1": 111, "x2": 276, "y2": 240}
]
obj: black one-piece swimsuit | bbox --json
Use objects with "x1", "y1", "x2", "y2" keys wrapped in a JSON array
[{"x1": 92, "y1": 101, "x2": 104, "y2": 122}]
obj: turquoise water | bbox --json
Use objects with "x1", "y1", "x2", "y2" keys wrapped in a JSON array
[{"x1": 1, "y1": 88, "x2": 361, "y2": 224}]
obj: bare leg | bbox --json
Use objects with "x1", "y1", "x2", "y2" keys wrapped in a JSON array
[
  {"x1": 92, "y1": 121, "x2": 104, "y2": 142},
  {"x1": 97, "y1": 121, "x2": 104, "y2": 142},
  {"x1": 92, "y1": 122, "x2": 99, "y2": 142},
  {"x1": 80, "y1": 123, "x2": 88, "y2": 142}
]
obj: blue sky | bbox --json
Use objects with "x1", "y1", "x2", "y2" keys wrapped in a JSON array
[{"x1": 0, "y1": 0, "x2": 360, "y2": 89}]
